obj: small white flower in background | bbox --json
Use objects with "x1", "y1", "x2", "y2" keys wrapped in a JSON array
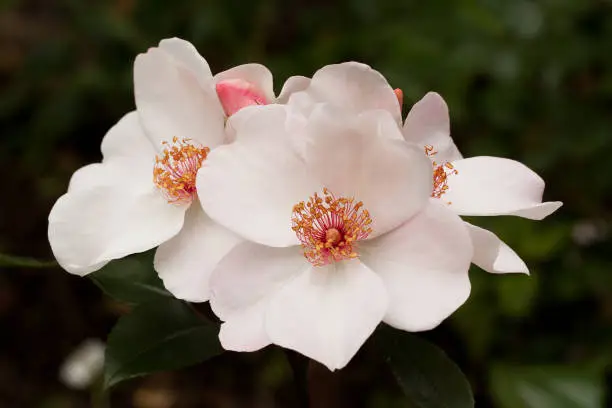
[
  {"x1": 59, "y1": 339, "x2": 105, "y2": 390},
  {"x1": 198, "y1": 104, "x2": 473, "y2": 371},
  {"x1": 287, "y1": 62, "x2": 562, "y2": 274},
  {"x1": 48, "y1": 38, "x2": 306, "y2": 302},
  {"x1": 572, "y1": 219, "x2": 608, "y2": 246}
]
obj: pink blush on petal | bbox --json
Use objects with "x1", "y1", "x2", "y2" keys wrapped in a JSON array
[{"x1": 216, "y1": 79, "x2": 270, "y2": 116}]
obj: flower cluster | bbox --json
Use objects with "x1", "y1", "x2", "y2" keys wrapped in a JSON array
[{"x1": 48, "y1": 38, "x2": 562, "y2": 370}]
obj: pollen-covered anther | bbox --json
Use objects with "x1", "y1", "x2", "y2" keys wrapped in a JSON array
[
  {"x1": 292, "y1": 188, "x2": 372, "y2": 267},
  {"x1": 425, "y1": 144, "x2": 458, "y2": 201},
  {"x1": 153, "y1": 137, "x2": 210, "y2": 205}
]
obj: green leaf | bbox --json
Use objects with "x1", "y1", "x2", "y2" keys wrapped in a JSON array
[
  {"x1": 89, "y1": 252, "x2": 172, "y2": 304},
  {"x1": 490, "y1": 365, "x2": 604, "y2": 408},
  {"x1": 104, "y1": 298, "x2": 223, "y2": 388},
  {"x1": 0, "y1": 253, "x2": 57, "y2": 268},
  {"x1": 375, "y1": 326, "x2": 474, "y2": 408}
]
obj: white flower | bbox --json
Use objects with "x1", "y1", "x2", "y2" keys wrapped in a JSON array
[
  {"x1": 197, "y1": 104, "x2": 473, "y2": 371},
  {"x1": 48, "y1": 38, "x2": 305, "y2": 302},
  {"x1": 402, "y1": 92, "x2": 563, "y2": 274},
  {"x1": 287, "y1": 62, "x2": 562, "y2": 274},
  {"x1": 59, "y1": 339, "x2": 105, "y2": 390}
]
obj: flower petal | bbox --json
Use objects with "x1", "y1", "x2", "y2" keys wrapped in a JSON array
[
  {"x1": 154, "y1": 204, "x2": 242, "y2": 302},
  {"x1": 298, "y1": 62, "x2": 401, "y2": 123},
  {"x1": 158, "y1": 38, "x2": 213, "y2": 84},
  {"x1": 360, "y1": 200, "x2": 472, "y2": 332},
  {"x1": 99, "y1": 111, "x2": 156, "y2": 166},
  {"x1": 68, "y1": 111, "x2": 153, "y2": 193},
  {"x1": 49, "y1": 116, "x2": 185, "y2": 275},
  {"x1": 218, "y1": 302, "x2": 271, "y2": 352},
  {"x1": 464, "y1": 222, "x2": 528, "y2": 274},
  {"x1": 198, "y1": 105, "x2": 318, "y2": 247},
  {"x1": 209, "y1": 242, "x2": 306, "y2": 320},
  {"x1": 265, "y1": 259, "x2": 387, "y2": 371},
  {"x1": 443, "y1": 156, "x2": 563, "y2": 219},
  {"x1": 305, "y1": 108, "x2": 433, "y2": 237},
  {"x1": 276, "y1": 75, "x2": 311, "y2": 104},
  {"x1": 214, "y1": 63, "x2": 275, "y2": 104},
  {"x1": 402, "y1": 92, "x2": 462, "y2": 162},
  {"x1": 134, "y1": 47, "x2": 225, "y2": 149},
  {"x1": 209, "y1": 242, "x2": 304, "y2": 352}
]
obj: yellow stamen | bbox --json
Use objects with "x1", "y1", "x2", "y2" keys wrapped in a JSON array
[
  {"x1": 292, "y1": 188, "x2": 372, "y2": 266},
  {"x1": 425, "y1": 144, "x2": 458, "y2": 201},
  {"x1": 153, "y1": 137, "x2": 209, "y2": 205}
]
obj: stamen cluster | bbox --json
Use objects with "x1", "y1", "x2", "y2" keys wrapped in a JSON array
[
  {"x1": 425, "y1": 145, "x2": 458, "y2": 200},
  {"x1": 292, "y1": 188, "x2": 372, "y2": 266},
  {"x1": 153, "y1": 137, "x2": 210, "y2": 205}
]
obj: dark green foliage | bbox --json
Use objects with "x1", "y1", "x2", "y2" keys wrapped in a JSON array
[
  {"x1": 90, "y1": 251, "x2": 172, "y2": 304},
  {"x1": 375, "y1": 326, "x2": 474, "y2": 408},
  {"x1": 490, "y1": 365, "x2": 604, "y2": 408},
  {"x1": 104, "y1": 298, "x2": 222, "y2": 388}
]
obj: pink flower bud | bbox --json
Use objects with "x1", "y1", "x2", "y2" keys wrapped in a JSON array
[{"x1": 216, "y1": 79, "x2": 269, "y2": 116}]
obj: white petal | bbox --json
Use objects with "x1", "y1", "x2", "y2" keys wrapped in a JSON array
[
  {"x1": 49, "y1": 163, "x2": 185, "y2": 276},
  {"x1": 209, "y1": 242, "x2": 306, "y2": 320},
  {"x1": 465, "y1": 222, "x2": 528, "y2": 274},
  {"x1": 285, "y1": 89, "x2": 319, "y2": 117},
  {"x1": 214, "y1": 63, "x2": 275, "y2": 104},
  {"x1": 507, "y1": 202, "x2": 564, "y2": 219},
  {"x1": 158, "y1": 38, "x2": 213, "y2": 84},
  {"x1": 276, "y1": 75, "x2": 311, "y2": 104},
  {"x1": 67, "y1": 112, "x2": 155, "y2": 195},
  {"x1": 209, "y1": 242, "x2": 303, "y2": 352},
  {"x1": 154, "y1": 204, "x2": 242, "y2": 302},
  {"x1": 265, "y1": 259, "x2": 388, "y2": 371},
  {"x1": 134, "y1": 47, "x2": 225, "y2": 149},
  {"x1": 360, "y1": 200, "x2": 472, "y2": 332},
  {"x1": 198, "y1": 105, "x2": 318, "y2": 247},
  {"x1": 402, "y1": 92, "x2": 462, "y2": 162},
  {"x1": 444, "y1": 156, "x2": 563, "y2": 219},
  {"x1": 302, "y1": 62, "x2": 401, "y2": 123},
  {"x1": 305, "y1": 108, "x2": 433, "y2": 237},
  {"x1": 218, "y1": 302, "x2": 271, "y2": 352},
  {"x1": 99, "y1": 111, "x2": 156, "y2": 167},
  {"x1": 357, "y1": 109, "x2": 406, "y2": 141}
]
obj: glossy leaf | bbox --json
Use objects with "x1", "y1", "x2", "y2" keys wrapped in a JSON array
[
  {"x1": 90, "y1": 252, "x2": 172, "y2": 304},
  {"x1": 490, "y1": 364, "x2": 604, "y2": 408},
  {"x1": 375, "y1": 326, "x2": 474, "y2": 408},
  {"x1": 104, "y1": 298, "x2": 223, "y2": 388}
]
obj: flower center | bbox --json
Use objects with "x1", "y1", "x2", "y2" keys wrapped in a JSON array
[
  {"x1": 325, "y1": 228, "x2": 342, "y2": 246},
  {"x1": 292, "y1": 188, "x2": 372, "y2": 267},
  {"x1": 216, "y1": 78, "x2": 269, "y2": 117},
  {"x1": 425, "y1": 145, "x2": 458, "y2": 200},
  {"x1": 153, "y1": 137, "x2": 210, "y2": 205}
]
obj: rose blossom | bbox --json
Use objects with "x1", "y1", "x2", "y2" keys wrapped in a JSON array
[
  {"x1": 48, "y1": 38, "x2": 306, "y2": 301},
  {"x1": 197, "y1": 104, "x2": 473, "y2": 370}
]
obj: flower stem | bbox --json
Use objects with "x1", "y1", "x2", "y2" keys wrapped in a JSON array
[
  {"x1": 0, "y1": 253, "x2": 57, "y2": 268},
  {"x1": 91, "y1": 375, "x2": 110, "y2": 408}
]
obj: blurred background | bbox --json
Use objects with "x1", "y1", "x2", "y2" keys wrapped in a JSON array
[{"x1": 1, "y1": 0, "x2": 611, "y2": 407}]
